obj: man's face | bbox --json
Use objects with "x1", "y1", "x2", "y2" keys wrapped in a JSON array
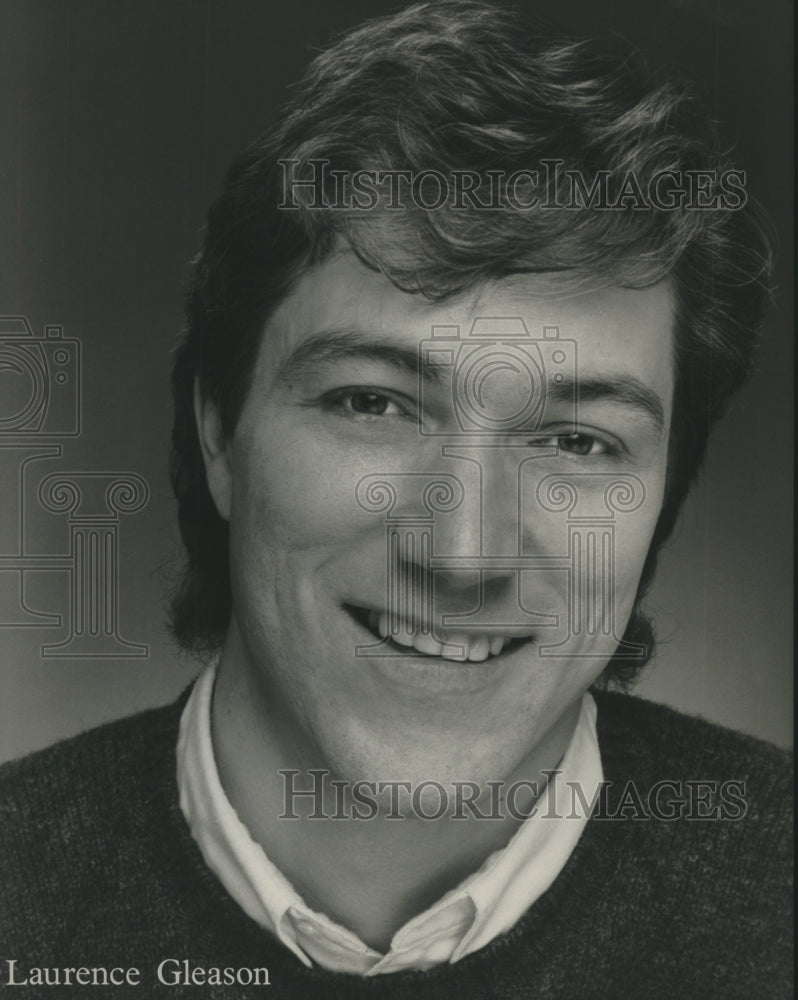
[{"x1": 202, "y1": 251, "x2": 673, "y2": 791}]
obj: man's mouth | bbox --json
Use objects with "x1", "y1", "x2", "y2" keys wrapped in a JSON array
[{"x1": 343, "y1": 605, "x2": 533, "y2": 662}]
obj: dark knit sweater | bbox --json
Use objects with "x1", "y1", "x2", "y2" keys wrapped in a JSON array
[{"x1": 0, "y1": 689, "x2": 792, "y2": 999}]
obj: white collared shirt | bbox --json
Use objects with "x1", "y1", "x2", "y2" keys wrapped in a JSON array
[{"x1": 177, "y1": 662, "x2": 603, "y2": 975}]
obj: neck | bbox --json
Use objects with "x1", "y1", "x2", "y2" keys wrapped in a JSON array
[{"x1": 211, "y1": 634, "x2": 582, "y2": 952}]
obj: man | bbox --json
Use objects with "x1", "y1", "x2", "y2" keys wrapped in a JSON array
[{"x1": 1, "y1": 2, "x2": 791, "y2": 996}]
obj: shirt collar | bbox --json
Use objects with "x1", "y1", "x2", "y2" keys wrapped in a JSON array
[{"x1": 177, "y1": 661, "x2": 603, "y2": 975}]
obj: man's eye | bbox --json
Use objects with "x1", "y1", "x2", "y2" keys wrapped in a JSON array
[
  {"x1": 321, "y1": 388, "x2": 412, "y2": 420},
  {"x1": 348, "y1": 391, "x2": 397, "y2": 416},
  {"x1": 557, "y1": 432, "x2": 606, "y2": 456},
  {"x1": 529, "y1": 432, "x2": 612, "y2": 456}
]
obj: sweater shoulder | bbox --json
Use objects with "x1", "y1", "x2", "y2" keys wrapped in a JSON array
[
  {"x1": 592, "y1": 689, "x2": 792, "y2": 848},
  {"x1": 0, "y1": 692, "x2": 187, "y2": 808},
  {"x1": 587, "y1": 691, "x2": 792, "y2": 985},
  {"x1": 593, "y1": 689, "x2": 792, "y2": 779},
  {"x1": 0, "y1": 692, "x2": 190, "y2": 946}
]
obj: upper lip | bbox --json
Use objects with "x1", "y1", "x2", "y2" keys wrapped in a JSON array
[{"x1": 344, "y1": 603, "x2": 537, "y2": 640}]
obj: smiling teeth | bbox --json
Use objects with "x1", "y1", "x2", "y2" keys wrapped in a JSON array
[
  {"x1": 489, "y1": 636, "x2": 505, "y2": 656},
  {"x1": 370, "y1": 610, "x2": 512, "y2": 662}
]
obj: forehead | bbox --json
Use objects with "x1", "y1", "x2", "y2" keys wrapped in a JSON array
[{"x1": 258, "y1": 250, "x2": 675, "y2": 411}]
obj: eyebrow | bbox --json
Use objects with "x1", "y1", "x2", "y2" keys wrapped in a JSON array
[
  {"x1": 550, "y1": 375, "x2": 666, "y2": 438},
  {"x1": 277, "y1": 330, "x2": 445, "y2": 385},
  {"x1": 277, "y1": 329, "x2": 667, "y2": 436}
]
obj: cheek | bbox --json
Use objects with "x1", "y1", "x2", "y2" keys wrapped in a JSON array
[
  {"x1": 230, "y1": 427, "x2": 372, "y2": 553},
  {"x1": 549, "y1": 467, "x2": 666, "y2": 628},
  {"x1": 612, "y1": 496, "x2": 666, "y2": 603}
]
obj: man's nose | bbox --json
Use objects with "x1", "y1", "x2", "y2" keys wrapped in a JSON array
[{"x1": 424, "y1": 445, "x2": 530, "y2": 586}]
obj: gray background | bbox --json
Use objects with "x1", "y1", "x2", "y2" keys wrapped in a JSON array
[{"x1": 0, "y1": 0, "x2": 792, "y2": 762}]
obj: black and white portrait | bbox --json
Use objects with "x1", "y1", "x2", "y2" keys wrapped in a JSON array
[{"x1": 0, "y1": 2, "x2": 792, "y2": 996}]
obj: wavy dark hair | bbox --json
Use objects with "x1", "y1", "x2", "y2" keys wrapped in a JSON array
[{"x1": 169, "y1": 0, "x2": 772, "y2": 686}]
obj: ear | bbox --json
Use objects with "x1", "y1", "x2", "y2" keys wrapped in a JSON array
[{"x1": 194, "y1": 377, "x2": 232, "y2": 522}]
